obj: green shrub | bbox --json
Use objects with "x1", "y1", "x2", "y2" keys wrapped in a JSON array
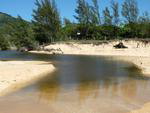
[{"x1": 0, "y1": 34, "x2": 10, "y2": 50}]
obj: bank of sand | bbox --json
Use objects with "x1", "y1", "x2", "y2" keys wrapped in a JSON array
[
  {"x1": 1, "y1": 40, "x2": 150, "y2": 112},
  {"x1": 31, "y1": 40, "x2": 150, "y2": 113},
  {"x1": 31, "y1": 40, "x2": 150, "y2": 76},
  {"x1": 0, "y1": 60, "x2": 55, "y2": 96}
]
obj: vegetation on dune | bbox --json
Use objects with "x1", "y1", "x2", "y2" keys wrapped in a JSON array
[{"x1": 0, "y1": 0, "x2": 150, "y2": 51}]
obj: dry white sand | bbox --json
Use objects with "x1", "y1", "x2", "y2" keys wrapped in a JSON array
[{"x1": 0, "y1": 61, "x2": 55, "y2": 96}]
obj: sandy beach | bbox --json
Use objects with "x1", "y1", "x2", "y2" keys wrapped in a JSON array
[
  {"x1": 130, "y1": 103, "x2": 150, "y2": 113},
  {"x1": 0, "y1": 60, "x2": 55, "y2": 96},
  {"x1": 30, "y1": 40, "x2": 150, "y2": 113},
  {"x1": 1, "y1": 40, "x2": 150, "y2": 113}
]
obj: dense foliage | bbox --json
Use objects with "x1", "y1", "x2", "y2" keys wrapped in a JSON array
[
  {"x1": 62, "y1": 0, "x2": 150, "y2": 40},
  {"x1": 0, "y1": 0, "x2": 150, "y2": 50},
  {"x1": 32, "y1": 0, "x2": 61, "y2": 44},
  {"x1": 0, "y1": 33, "x2": 10, "y2": 50},
  {"x1": 6, "y1": 16, "x2": 36, "y2": 50},
  {"x1": 0, "y1": 12, "x2": 17, "y2": 50},
  {"x1": 0, "y1": 12, "x2": 16, "y2": 27}
]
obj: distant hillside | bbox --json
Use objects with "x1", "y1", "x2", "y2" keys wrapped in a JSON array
[{"x1": 0, "y1": 12, "x2": 17, "y2": 27}]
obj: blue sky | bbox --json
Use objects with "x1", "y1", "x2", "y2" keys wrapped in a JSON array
[{"x1": 0, "y1": 0, "x2": 150, "y2": 21}]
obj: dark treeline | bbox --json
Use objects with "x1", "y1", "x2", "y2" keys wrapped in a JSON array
[{"x1": 0, "y1": 0, "x2": 150, "y2": 50}]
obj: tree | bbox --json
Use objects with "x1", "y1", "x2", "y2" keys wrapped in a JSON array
[
  {"x1": 122, "y1": 0, "x2": 139, "y2": 23},
  {"x1": 91, "y1": 0, "x2": 101, "y2": 25},
  {"x1": 32, "y1": 0, "x2": 61, "y2": 44},
  {"x1": 111, "y1": 0, "x2": 119, "y2": 26},
  {"x1": 74, "y1": 0, "x2": 92, "y2": 39},
  {"x1": 0, "y1": 33, "x2": 10, "y2": 50},
  {"x1": 138, "y1": 11, "x2": 150, "y2": 23},
  {"x1": 6, "y1": 16, "x2": 35, "y2": 50},
  {"x1": 138, "y1": 12, "x2": 150, "y2": 38},
  {"x1": 75, "y1": 0, "x2": 101, "y2": 25},
  {"x1": 74, "y1": 0, "x2": 85, "y2": 24},
  {"x1": 74, "y1": 0, "x2": 91, "y2": 24},
  {"x1": 62, "y1": 18, "x2": 75, "y2": 40},
  {"x1": 103, "y1": 7, "x2": 112, "y2": 25}
]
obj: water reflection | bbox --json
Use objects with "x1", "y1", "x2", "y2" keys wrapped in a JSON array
[
  {"x1": 33, "y1": 55, "x2": 150, "y2": 105},
  {"x1": 38, "y1": 72, "x2": 61, "y2": 102},
  {"x1": 1, "y1": 54, "x2": 150, "y2": 113}
]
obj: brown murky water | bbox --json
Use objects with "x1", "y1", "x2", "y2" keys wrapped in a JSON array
[{"x1": 0, "y1": 53, "x2": 150, "y2": 113}]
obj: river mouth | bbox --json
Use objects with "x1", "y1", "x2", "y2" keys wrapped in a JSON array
[{"x1": 0, "y1": 51, "x2": 150, "y2": 113}]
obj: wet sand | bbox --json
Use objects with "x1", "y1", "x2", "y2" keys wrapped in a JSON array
[
  {"x1": 130, "y1": 103, "x2": 150, "y2": 113},
  {"x1": 0, "y1": 61, "x2": 55, "y2": 96}
]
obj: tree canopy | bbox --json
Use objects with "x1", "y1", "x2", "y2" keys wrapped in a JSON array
[
  {"x1": 32, "y1": 0, "x2": 61, "y2": 44},
  {"x1": 0, "y1": 0, "x2": 150, "y2": 50}
]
